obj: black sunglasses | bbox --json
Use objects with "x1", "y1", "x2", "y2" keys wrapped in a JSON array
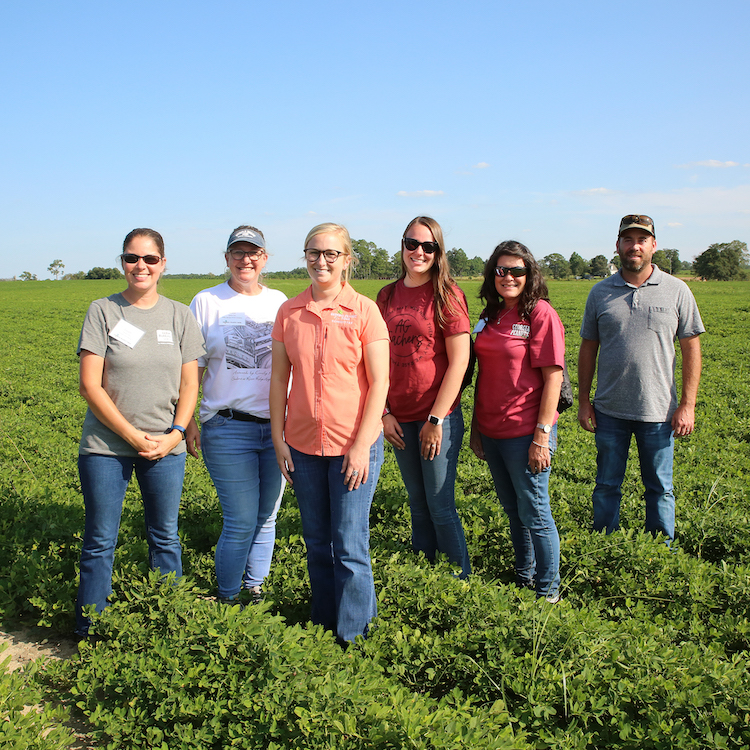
[
  {"x1": 403, "y1": 237, "x2": 439, "y2": 255},
  {"x1": 494, "y1": 265, "x2": 528, "y2": 278},
  {"x1": 121, "y1": 253, "x2": 162, "y2": 265}
]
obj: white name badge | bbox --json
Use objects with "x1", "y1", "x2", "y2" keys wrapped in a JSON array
[
  {"x1": 157, "y1": 329, "x2": 174, "y2": 345},
  {"x1": 109, "y1": 319, "x2": 145, "y2": 348},
  {"x1": 220, "y1": 313, "x2": 246, "y2": 326}
]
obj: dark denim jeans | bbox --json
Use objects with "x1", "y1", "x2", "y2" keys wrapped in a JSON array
[
  {"x1": 201, "y1": 414, "x2": 284, "y2": 598},
  {"x1": 393, "y1": 408, "x2": 471, "y2": 578},
  {"x1": 593, "y1": 408, "x2": 675, "y2": 540},
  {"x1": 76, "y1": 452, "x2": 185, "y2": 635},
  {"x1": 289, "y1": 435, "x2": 384, "y2": 643},
  {"x1": 480, "y1": 428, "x2": 560, "y2": 598}
]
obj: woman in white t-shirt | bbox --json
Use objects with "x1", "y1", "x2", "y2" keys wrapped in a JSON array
[{"x1": 188, "y1": 226, "x2": 287, "y2": 606}]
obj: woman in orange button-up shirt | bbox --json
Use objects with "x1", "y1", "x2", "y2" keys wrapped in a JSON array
[{"x1": 270, "y1": 223, "x2": 389, "y2": 644}]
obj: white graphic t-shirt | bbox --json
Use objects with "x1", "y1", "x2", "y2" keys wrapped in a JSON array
[{"x1": 190, "y1": 282, "x2": 287, "y2": 421}]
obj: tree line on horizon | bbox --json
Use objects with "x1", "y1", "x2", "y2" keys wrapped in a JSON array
[{"x1": 13, "y1": 240, "x2": 749, "y2": 282}]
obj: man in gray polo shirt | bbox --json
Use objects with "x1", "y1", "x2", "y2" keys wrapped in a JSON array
[{"x1": 578, "y1": 214, "x2": 704, "y2": 541}]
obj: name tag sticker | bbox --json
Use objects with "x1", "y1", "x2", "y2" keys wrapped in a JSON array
[
  {"x1": 157, "y1": 329, "x2": 174, "y2": 345},
  {"x1": 220, "y1": 313, "x2": 245, "y2": 326},
  {"x1": 109, "y1": 319, "x2": 145, "y2": 348}
]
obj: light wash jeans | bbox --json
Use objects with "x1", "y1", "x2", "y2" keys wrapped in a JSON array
[
  {"x1": 289, "y1": 435, "x2": 384, "y2": 643},
  {"x1": 76, "y1": 452, "x2": 185, "y2": 635},
  {"x1": 480, "y1": 427, "x2": 560, "y2": 598},
  {"x1": 201, "y1": 413, "x2": 284, "y2": 598},
  {"x1": 393, "y1": 408, "x2": 471, "y2": 578},
  {"x1": 593, "y1": 408, "x2": 675, "y2": 541}
]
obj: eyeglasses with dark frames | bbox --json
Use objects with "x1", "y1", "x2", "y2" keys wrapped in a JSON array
[
  {"x1": 494, "y1": 265, "x2": 528, "y2": 278},
  {"x1": 304, "y1": 249, "x2": 346, "y2": 263},
  {"x1": 229, "y1": 248, "x2": 265, "y2": 260},
  {"x1": 402, "y1": 237, "x2": 439, "y2": 255},
  {"x1": 121, "y1": 253, "x2": 162, "y2": 265}
]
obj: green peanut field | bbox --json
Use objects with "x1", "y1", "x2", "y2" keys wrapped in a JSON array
[{"x1": 1, "y1": 277, "x2": 749, "y2": 749}]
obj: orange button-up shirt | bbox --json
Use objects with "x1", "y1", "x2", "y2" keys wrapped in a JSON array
[{"x1": 272, "y1": 283, "x2": 389, "y2": 456}]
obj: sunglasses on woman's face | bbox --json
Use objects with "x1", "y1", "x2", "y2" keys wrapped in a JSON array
[
  {"x1": 494, "y1": 265, "x2": 527, "y2": 278},
  {"x1": 121, "y1": 253, "x2": 162, "y2": 265},
  {"x1": 403, "y1": 237, "x2": 439, "y2": 254}
]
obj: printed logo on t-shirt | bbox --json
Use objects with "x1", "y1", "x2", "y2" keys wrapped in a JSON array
[
  {"x1": 224, "y1": 319, "x2": 273, "y2": 371},
  {"x1": 388, "y1": 309, "x2": 432, "y2": 366},
  {"x1": 331, "y1": 308, "x2": 357, "y2": 326},
  {"x1": 511, "y1": 323, "x2": 530, "y2": 339}
]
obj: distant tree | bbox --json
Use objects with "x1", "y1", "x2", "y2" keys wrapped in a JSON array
[
  {"x1": 693, "y1": 241, "x2": 749, "y2": 280},
  {"x1": 569, "y1": 252, "x2": 588, "y2": 277},
  {"x1": 86, "y1": 267, "x2": 123, "y2": 279},
  {"x1": 543, "y1": 253, "x2": 571, "y2": 279},
  {"x1": 48, "y1": 259, "x2": 65, "y2": 280},
  {"x1": 661, "y1": 248, "x2": 681, "y2": 275},
  {"x1": 352, "y1": 239, "x2": 375, "y2": 279},
  {"x1": 63, "y1": 271, "x2": 87, "y2": 280},
  {"x1": 19, "y1": 271, "x2": 37, "y2": 281},
  {"x1": 467, "y1": 256, "x2": 486, "y2": 276},
  {"x1": 371, "y1": 247, "x2": 392, "y2": 278},
  {"x1": 390, "y1": 251, "x2": 402, "y2": 278},
  {"x1": 652, "y1": 250, "x2": 670, "y2": 272},
  {"x1": 446, "y1": 247, "x2": 469, "y2": 276},
  {"x1": 589, "y1": 255, "x2": 609, "y2": 277}
]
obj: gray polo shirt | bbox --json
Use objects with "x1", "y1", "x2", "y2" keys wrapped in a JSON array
[{"x1": 580, "y1": 266, "x2": 704, "y2": 422}]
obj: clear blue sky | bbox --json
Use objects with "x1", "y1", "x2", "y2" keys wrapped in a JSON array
[{"x1": 1, "y1": 0, "x2": 748, "y2": 279}]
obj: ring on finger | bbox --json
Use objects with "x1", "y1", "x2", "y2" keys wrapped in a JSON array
[{"x1": 352, "y1": 470, "x2": 359, "y2": 476}]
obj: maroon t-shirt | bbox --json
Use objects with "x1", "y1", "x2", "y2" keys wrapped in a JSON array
[
  {"x1": 474, "y1": 299, "x2": 565, "y2": 439},
  {"x1": 377, "y1": 279, "x2": 470, "y2": 423}
]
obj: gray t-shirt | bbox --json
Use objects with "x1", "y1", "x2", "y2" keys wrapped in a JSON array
[
  {"x1": 78, "y1": 293, "x2": 206, "y2": 456},
  {"x1": 580, "y1": 266, "x2": 704, "y2": 422}
]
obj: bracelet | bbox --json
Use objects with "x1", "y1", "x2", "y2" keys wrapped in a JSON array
[{"x1": 531, "y1": 440, "x2": 549, "y2": 449}]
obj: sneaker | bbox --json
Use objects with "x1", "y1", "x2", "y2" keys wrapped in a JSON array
[
  {"x1": 247, "y1": 585, "x2": 264, "y2": 605},
  {"x1": 544, "y1": 593, "x2": 561, "y2": 604}
]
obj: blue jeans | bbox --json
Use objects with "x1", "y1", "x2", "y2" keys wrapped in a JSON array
[
  {"x1": 593, "y1": 408, "x2": 675, "y2": 540},
  {"x1": 480, "y1": 428, "x2": 560, "y2": 598},
  {"x1": 201, "y1": 414, "x2": 285, "y2": 598},
  {"x1": 289, "y1": 435, "x2": 384, "y2": 643},
  {"x1": 393, "y1": 408, "x2": 471, "y2": 578},
  {"x1": 76, "y1": 452, "x2": 186, "y2": 634}
]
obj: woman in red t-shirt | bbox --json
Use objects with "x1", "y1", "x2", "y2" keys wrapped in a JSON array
[
  {"x1": 377, "y1": 216, "x2": 471, "y2": 578},
  {"x1": 470, "y1": 240, "x2": 564, "y2": 600}
]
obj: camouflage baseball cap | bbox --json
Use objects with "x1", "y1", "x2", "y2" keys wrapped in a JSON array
[{"x1": 618, "y1": 214, "x2": 655, "y2": 237}]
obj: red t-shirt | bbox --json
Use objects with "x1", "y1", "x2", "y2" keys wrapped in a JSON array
[
  {"x1": 474, "y1": 299, "x2": 565, "y2": 439},
  {"x1": 377, "y1": 279, "x2": 470, "y2": 423}
]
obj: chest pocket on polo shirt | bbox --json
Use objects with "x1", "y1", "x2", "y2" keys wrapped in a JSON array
[
  {"x1": 647, "y1": 306, "x2": 677, "y2": 333},
  {"x1": 328, "y1": 324, "x2": 363, "y2": 372}
]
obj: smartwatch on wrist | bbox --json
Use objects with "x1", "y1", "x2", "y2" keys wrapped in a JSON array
[
  {"x1": 428, "y1": 414, "x2": 444, "y2": 426},
  {"x1": 167, "y1": 425, "x2": 187, "y2": 440}
]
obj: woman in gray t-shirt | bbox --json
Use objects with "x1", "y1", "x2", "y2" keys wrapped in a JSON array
[{"x1": 74, "y1": 228, "x2": 205, "y2": 637}]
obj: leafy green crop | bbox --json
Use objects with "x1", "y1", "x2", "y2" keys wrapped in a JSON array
[{"x1": 1, "y1": 277, "x2": 749, "y2": 749}]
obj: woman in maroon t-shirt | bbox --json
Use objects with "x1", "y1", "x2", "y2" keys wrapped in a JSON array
[
  {"x1": 376, "y1": 216, "x2": 471, "y2": 578},
  {"x1": 470, "y1": 240, "x2": 564, "y2": 601}
]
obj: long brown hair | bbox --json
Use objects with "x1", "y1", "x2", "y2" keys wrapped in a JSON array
[
  {"x1": 399, "y1": 216, "x2": 462, "y2": 328},
  {"x1": 479, "y1": 240, "x2": 549, "y2": 321}
]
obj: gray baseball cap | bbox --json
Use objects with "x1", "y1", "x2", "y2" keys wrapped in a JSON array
[{"x1": 227, "y1": 227, "x2": 266, "y2": 249}]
